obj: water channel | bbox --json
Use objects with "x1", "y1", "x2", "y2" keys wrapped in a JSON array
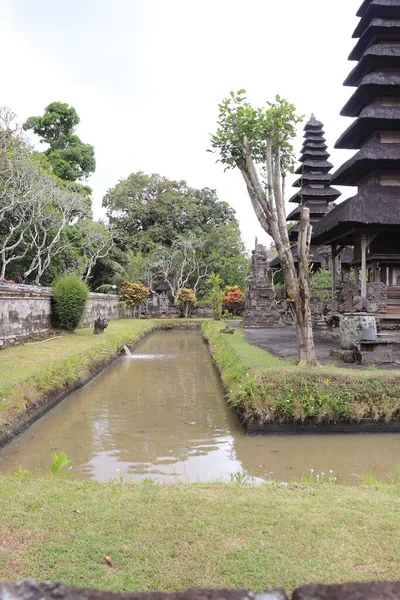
[{"x1": 1, "y1": 330, "x2": 400, "y2": 483}]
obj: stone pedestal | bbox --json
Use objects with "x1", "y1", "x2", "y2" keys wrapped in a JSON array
[{"x1": 339, "y1": 313, "x2": 377, "y2": 350}]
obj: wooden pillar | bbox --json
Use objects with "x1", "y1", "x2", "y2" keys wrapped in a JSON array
[
  {"x1": 374, "y1": 262, "x2": 381, "y2": 283},
  {"x1": 361, "y1": 234, "x2": 368, "y2": 299},
  {"x1": 331, "y1": 244, "x2": 336, "y2": 299}
]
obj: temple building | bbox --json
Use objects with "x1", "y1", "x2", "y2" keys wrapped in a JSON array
[
  {"x1": 271, "y1": 115, "x2": 351, "y2": 276},
  {"x1": 313, "y1": 0, "x2": 400, "y2": 300}
]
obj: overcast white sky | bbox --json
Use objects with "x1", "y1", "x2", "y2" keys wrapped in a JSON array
[{"x1": 1, "y1": 0, "x2": 361, "y2": 250}]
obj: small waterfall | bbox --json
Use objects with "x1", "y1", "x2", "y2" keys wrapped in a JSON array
[{"x1": 122, "y1": 345, "x2": 132, "y2": 356}]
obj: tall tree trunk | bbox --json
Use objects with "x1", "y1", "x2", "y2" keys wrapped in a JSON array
[
  {"x1": 237, "y1": 139, "x2": 318, "y2": 365},
  {"x1": 293, "y1": 205, "x2": 318, "y2": 366}
]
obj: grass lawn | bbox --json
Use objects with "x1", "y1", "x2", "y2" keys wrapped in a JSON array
[
  {"x1": 0, "y1": 478, "x2": 399, "y2": 592},
  {"x1": 0, "y1": 320, "x2": 168, "y2": 389},
  {"x1": 203, "y1": 321, "x2": 400, "y2": 426}
]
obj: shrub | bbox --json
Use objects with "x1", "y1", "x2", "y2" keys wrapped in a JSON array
[
  {"x1": 207, "y1": 273, "x2": 224, "y2": 320},
  {"x1": 177, "y1": 288, "x2": 197, "y2": 318},
  {"x1": 52, "y1": 276, "x2": 89, "y2": 331},
  {"x1": 119, "y1": 279, "x2": 150, "y2": 308},
  {"x1": 310, "y1": 270, "x2": 332, "y2": 302},
  {"x1": 223, "y1": 285, "x2": 245, "y2": 316}
]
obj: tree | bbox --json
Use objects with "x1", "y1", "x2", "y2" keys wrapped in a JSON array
[
  {"x1": 76, "y1": 220, "x2": 113, "y2": 282},
  {"x1": 149, "y1": 236, "x2": 208, "y2": 301},
  {"x1": 210, "y1": 91, "x2": 318, "y2": 365},
  {"x1": 203, "y1": 223, "x2": 250, "y2": 291},
  {"x1": 23, "y1": 102, "x2": 95, "y2": 182},
  {"x1": 177, "y1": 288, "x2": 197, "y2": 318},
  {"x1": 23, "y1": 182, "x2": 87, "y2": 284},
  {"x1": 207, "y1": 273, "x2": 224, "y2": 321},
  {"x1": 103, "y1": 172, "x2": 237, "y2": 251}
]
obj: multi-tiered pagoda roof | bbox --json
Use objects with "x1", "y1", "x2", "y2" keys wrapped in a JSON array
[
  {"x1": 287, "y1": 115, "x2": 341, "y2": 242},
  {"x1": 313, "y1": 0, "x2": 400, "y2": 249}
]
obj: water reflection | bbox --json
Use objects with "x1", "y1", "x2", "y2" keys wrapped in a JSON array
[{"x1": 1, "y1": 330, "x2": 400, "y2": 483}]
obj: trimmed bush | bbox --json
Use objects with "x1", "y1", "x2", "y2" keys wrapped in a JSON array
[{"x1": 52, "y1": 276, "x2": 89, "y2": 331}]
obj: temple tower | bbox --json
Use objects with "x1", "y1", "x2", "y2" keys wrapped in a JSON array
[
  {"x1": 287, "y1": 115, "x2": 341, "y2": 246},
  {"x1": 313, "y1": 0, "x2": 400, "y2": 300}
]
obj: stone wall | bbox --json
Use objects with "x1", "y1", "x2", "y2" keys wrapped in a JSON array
[
  {"x1": 2, "y1": 579, "x2": 400, "y2": 600},
  {"x1": 0, "y1": 284, "x2": 214, "y2": 348},
  {"x1": 0, "y1": 284, "x2": 120, "y2": 348},
  {"x1": 80, "y1": 293, "x2": 120, "y2": 327}
]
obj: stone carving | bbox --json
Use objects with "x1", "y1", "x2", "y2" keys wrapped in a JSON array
[
  {"x1": 243, "y1": 243, "x2": 283, "y2": 328},
  {"x1": 93, "y1": 318, "x2": 108, "y2": 335}
]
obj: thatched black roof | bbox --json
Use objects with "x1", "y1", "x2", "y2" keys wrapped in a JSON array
[
  {"x1": 287, "y1": 203, "x2": 331, "y2": 221},
  {"x1": 303, "y1": 134, "x2": 326, "y2": 143},
  {"x1": 354, "y1": 1, "x2": 400, "y2": 37},
  {"x1": 357, "y1": 0, "x2": 374, "y2": 17},
  {"x1": 312, "y1": 184, "x2": 400, "y2": 245},
  {"x1": 335, "y1": 103, "x2": 400, "y2": 149},
  {"x1": 304, "y1": 114, "x2": 324, "y2": 130},
  {"x1": 300, "y1": 149, "x2": 331, "y2": 162},
  {"x1": 344, "y1": 44, "x2": 400, "y2": 87},
  {"x1": 269, "y1": 245, "x2": 353, "y2": 269},
  {"x1": 349, "y1": 19, "x2": 400, "y2": 61},
  {"x1": 341, "y1": 71, "x2": 400, "y2": 117},
  {"x1": 293, "y1": 172, "x2": 332, "y2": 188},
  {"x1": 301, "y1": 141, "x2": 328, "y2": 151},
  {"x1": 295, "y1": 159, "x2": 333, "y2": 174},
  {"x1": 155, "y1": 281, "x2": 171, "y2": 293},
  {"x1": 289, "y1": 186, "x2": 341, "y2": 204},
  {"x1": 331, "y1": 136, "x2": 400, "y2": 185}
]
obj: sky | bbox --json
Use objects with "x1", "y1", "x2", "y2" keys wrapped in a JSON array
[{"x1": 1, "y1": 0, "x2": 362, "y2": 251}]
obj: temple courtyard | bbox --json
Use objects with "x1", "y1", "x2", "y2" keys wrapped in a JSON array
[{"x1": 242, "y1": 325, "x2": 400, "y2": 370}]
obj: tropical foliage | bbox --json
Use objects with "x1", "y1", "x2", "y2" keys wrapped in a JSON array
[
  {"x1": 177, "y1": 287, "x2": 197, "y2": 318},
  {"x1": 119, "y1": 279, "x2": 150, "y2": 308},
  {"x1": 222, "y1": 285, "x2": 245, "y2": 316}
]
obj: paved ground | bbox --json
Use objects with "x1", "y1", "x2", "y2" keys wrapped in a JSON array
[{"x1": 241, "y1": 325, "x2": 400, "y2": 370}]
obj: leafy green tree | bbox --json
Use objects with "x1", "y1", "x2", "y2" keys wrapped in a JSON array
[
  {"x1": 23, "y1": 102, "x2": 95, "y2": 182},
  {"x1": 207, "y1": 273, "x2": 225, "y2": 321},
  {"x1": 210, "y1": 91, "x2": 318, "y2": 366},
  {"x1": 103, "y1": 172, "x2": 236, "y2": 251},
  {"x1": 203, "y1": 223, "x2": 250, "y2": 291}
]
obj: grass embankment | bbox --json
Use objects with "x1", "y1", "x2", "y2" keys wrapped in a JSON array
[
  {"x1": 203, "y1": 321, "x2": 400, "y2": 426},
  {"x1": 0, "y1": 478, "x2": 399, "y2": 591},
  {"x1": 0, "y1": 319, "x2": 200, "y2": 442}
]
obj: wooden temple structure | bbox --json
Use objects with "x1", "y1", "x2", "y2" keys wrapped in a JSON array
[{"x1": 313, "y1": 0, "x2": 400, "y2": 303}]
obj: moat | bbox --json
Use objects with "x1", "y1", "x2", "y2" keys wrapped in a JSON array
[{"x1": 1, "y1": 330, "x2": 400, "y2": 483}]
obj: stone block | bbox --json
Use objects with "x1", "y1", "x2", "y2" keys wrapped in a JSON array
[
  {"x1": 0, "y1": 582, "x2": 288, "y2": 600},
  {"x1": 293, "y1": 581, "x2": 400, "y2": 600},
  {"x1": 339, "y1": 314, "x2": 377, "y2": 350}
]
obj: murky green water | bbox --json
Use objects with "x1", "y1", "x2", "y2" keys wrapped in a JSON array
[{"x1": 1, "y1": 330, "x2": 400, "y2": 483}]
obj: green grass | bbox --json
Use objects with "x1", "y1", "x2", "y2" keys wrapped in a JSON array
[
  {"x1": 203, "y1": 321, "x2": 400, "y2": 426},
  {"x1": 0, "y1": 478, "x2": 399, "y2": 591},
  {"x1": 0, "y1": 319, "x2": 201, "y2": 439}
]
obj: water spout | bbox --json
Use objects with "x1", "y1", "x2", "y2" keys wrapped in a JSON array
[{"x1": 122, "y1": 345, "x2": 132, "y2": 356}]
